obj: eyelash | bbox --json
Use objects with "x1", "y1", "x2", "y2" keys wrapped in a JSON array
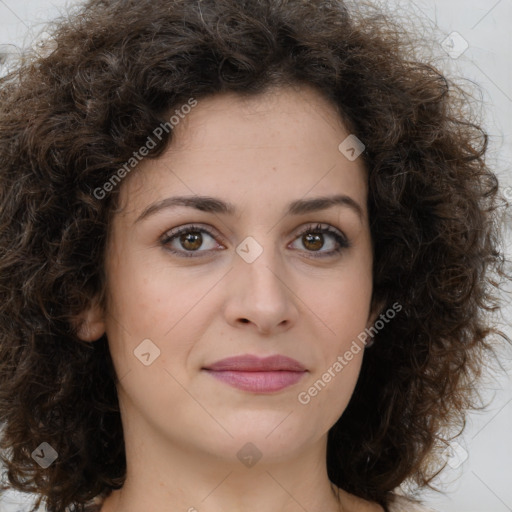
[{"x1": 160, "y1": 223, "x2": 351, "y2": 259}]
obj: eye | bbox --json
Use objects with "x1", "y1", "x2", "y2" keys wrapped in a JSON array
[
  {"x1": 160, "y1": 224, "x2": 224, "y2": 258},
  {"x1": 160, "y1": 222, "x2": 350, "y2": 259},
  {"x1": 289, "y1": 223, "x2": 350, "y2": 258}
]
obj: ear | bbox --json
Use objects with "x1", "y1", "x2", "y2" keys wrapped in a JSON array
[
  {"x1": 74, "y1": 298, "x2": 106, "y2": 342},
  {"x1": 366, "y1": 297, "x2": 385, "y2": 329}
]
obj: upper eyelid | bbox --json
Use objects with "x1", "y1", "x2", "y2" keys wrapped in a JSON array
[
  {"x1": 161, "y1": 223, "x2": 226, "y2": 245},
  {"x1": 161, "y1": 222, "x2": 347, "y2": 246}
]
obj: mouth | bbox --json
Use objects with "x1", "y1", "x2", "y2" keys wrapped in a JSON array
[{"x1": 202, "y1": 354, "x2": 308, "y2": 393}]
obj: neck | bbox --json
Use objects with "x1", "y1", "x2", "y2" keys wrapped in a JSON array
[{"x1": 100, "y1": 431, "x2": 346, "y2": 512}]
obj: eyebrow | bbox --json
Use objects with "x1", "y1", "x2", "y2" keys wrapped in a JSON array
[{"x1": 134, "y1": 194, "x2": 364, "y2": 224}]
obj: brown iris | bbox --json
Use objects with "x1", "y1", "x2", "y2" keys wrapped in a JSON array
[
  {"x1": 302, "y1": 232, "x2": 323, "y2": 251},
  {"x1": 180, "y1": 231, "x2": 203, "y2": 251}
]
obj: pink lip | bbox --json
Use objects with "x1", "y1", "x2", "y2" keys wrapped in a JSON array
[{"x1": 203, "y1": 354, "x2": 307, "y2": 393}]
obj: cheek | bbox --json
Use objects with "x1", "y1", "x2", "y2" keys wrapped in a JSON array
[
  {"x1": 305, "y1": 268, "x2": 372, "y2": 338},
  {"x1": 297, "y1": 255, "x2": 372, "y2": 404},
  {"x1": 295, "y1": 344, "x2": 363, "y2": 435},
  {"x1": 103, "y1": 249, "x2": 221, "y2": 377},
  {"x1": 105, "y1": 246, "x2": 196, "y2": 336}
]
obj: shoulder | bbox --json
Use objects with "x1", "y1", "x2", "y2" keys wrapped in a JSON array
[{"x1": 388, "y1": 493, "x2": 440, "y2": 512}]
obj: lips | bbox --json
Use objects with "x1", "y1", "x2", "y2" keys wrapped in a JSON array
[
  {"x1": 202, "y1": 354, "x2": 307, "y2": 393},
  {"x1": 204, "y1": 354, "x2": 306, "y2": 372}
]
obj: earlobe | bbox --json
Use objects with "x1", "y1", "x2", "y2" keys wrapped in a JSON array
[
  {"x1": 366, "y1": 299, "x2": 385, "y2": 329},
  {"x1": 364, "y1": 299, "x2": 385, "y2": 348},
  {"x1": 75, "y1": 301, "x2": 106, "y2": 342}
]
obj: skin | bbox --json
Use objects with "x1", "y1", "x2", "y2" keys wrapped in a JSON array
[{"x1": 77, "y1": 84, "x2": 384, "y2": 512}]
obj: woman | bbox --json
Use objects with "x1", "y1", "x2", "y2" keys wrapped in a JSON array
[{"x1": 0, "y1": 0, "x2": 509, "y2": 511}]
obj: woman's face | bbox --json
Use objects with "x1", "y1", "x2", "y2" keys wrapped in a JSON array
[{"x1": 81, "y1": 85, "x2": 376, "y2": 465}]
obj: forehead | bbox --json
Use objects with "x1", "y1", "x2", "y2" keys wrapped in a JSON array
[
  {"x1": 116, "y1": 85, "x2": 368, "y2": 219},
  {"x1": 168, "y1": 85, "x2": 353, "y2": 154}
]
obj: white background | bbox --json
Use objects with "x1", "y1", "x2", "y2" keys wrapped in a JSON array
[{"x1": 0, "y1": 1, "x2": 510, "y2": 511}]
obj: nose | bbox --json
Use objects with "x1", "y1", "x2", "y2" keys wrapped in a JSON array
[{"x1": 222, "y1": 241, "x2": 299, "y2": 336}]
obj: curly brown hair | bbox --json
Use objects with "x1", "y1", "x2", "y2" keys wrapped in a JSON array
[{"x1": 0, "y1": 0, "x2": 510, "y2": 511}]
